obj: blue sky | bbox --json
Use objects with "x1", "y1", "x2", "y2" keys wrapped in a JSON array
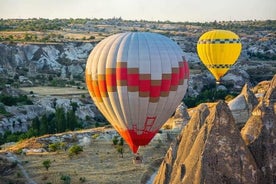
[{"x1": 1, "y1": 0, "x2": 276, "y2": 22}]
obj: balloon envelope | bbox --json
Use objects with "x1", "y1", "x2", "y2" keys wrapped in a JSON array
[
  {"x1": 197, "y1": 29, "x2": 242, "y2": 82},
  {"x1": 85, "y1": 32, "x2": 189, "y2": 153}
]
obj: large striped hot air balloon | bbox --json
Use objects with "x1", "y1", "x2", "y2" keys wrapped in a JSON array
[
  {"x1": 85, "y1": 32, "x2": 189, "y2": 153},
  {"x1": 197, "y1": 29, "x2": 242, "y2": 83}
]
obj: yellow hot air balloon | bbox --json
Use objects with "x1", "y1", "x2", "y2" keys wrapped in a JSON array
[{"x1": 197, "y1": 29, "x2": 242, "y2": 83}]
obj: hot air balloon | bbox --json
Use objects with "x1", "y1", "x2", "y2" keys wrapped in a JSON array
[
  {"x1": 197, "y1": 29, "x2": 242, "y2": 83},
  {"x1": 85, "y1": 32, "x2": 189, "y2": 153}
]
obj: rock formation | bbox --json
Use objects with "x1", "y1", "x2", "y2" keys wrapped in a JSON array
[
  {"x1": 241, "y1": 74, "x2": 276, "y2": 183},
  {"x1": 169, "y1": 102, "x2": 190, "y2": 130},
  {"x1": 228, "y1": 83, "x2": 259, "y2": 128},
  {"x1": 0, "y1": 42, "x2": 93, "y2": 79},
  {"x1": 154, "y1": 101, "x2": 261, "y2": 184},
  {"x1": 154, "y1": 103, "x2": 209, "y2": 184},
  {"x1": 0, "y1": 95, "x2": 101, "y2": 134}
]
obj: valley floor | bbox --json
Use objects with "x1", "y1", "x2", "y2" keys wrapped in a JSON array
[{"x1": 1, "y1": 138, "x2": 168, "y2": 184}]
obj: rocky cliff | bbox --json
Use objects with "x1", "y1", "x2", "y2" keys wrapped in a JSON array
[
  {"x1": 0, "y1": 95, "x2": 101, "y2": 134},
  {"x1": 228, "y1": 83, "x2": 259, "y2": 128},
  {"x1": 154, "y1": 101, "x2": 261, "y2": 184},
  {"x1": 0, "y1": 42, "x2": 94, "y2": 79},
  {"x1": 241, "y1": 74, "x2": 276, "y2": 184},
  {"x1": 154, "y1": 75, "x2": 276, "y2": 184}
]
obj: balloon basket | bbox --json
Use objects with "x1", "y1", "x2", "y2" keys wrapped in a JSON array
[{"x1": 133, "y1": 154, "x2": 143, "y2": 164}]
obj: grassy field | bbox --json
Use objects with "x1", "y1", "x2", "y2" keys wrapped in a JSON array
[
  {"x1": 20, "y1": 86, "x2": 88, "y2": 96},
  {"x1": 1, "y1": 136, "x2": 169, "y2": 184}
]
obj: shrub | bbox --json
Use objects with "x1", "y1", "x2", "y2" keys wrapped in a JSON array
[
  {"x1": 79, "y1": 177, "x2": 86, "y2": 183},
  {"x1": 118, "y1": 137, "x2": 124, "y2": 146},
  {"x1": 48, "y1": 142, "x2": 67, "y2": 152},
  {"x1": 42, "y1": 159, "x2": 51, "y2": 171},
  {"x1": 92, "y1": 134, "x2": 99, "y2": 139},
  {"x1": 60, "y1": 174, "x2": 71, "y2": 184},
  {"x1": 68, "y1": 144, "x2": 83, "y2": 157},
  {"x1": 112, "y1": 136, "x2": 119, "y2": 145},
  {"x1": 48, "y1": 142, "x2": 59, "y2": 152},
  {"x1": 116, "y1": 145, "x2": 124, "y2": 158}
]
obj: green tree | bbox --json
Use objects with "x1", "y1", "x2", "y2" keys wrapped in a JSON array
[
  {"x1": 116, "y1": 145, "x2": 124, "y2": 158},
  {"x1": 40, "y1": 114, "x2": 49, "y2": 135},
  {"x1": 56, "y1": 107, "x2": 66, "y2": 132},
  {"x1": 116, "y1": 137, "x2": 124, "y2": 158},
  {"x1": 31, "y1": 117, "x2": 40, "y2": 133},
  {"x1": 119, "y1": 137, "x2": 124, "y2": 146},
  {"x1": 60, "y1": 174, "x2": 71, "y2": 184},
  {"x1": 70, "y1": 102, "x2": 78, "y2": 112},
  {"x1": 42, "y1": 159, "x2": 51, "y2": 171},
  {"x1": 112, "y1": 136, "x2": 119, "y2": 145},
  {"x1": 66, "y1": 110, "x2": 78, "y2": 131}
]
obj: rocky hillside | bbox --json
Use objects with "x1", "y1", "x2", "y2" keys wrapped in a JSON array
[
  {"x1": 154, "y1": 74, "x2": 276, "y2": 184},
  {"x1": 0, "y1": 27, "x2": 275, "y2": 92},
  {"x1": 0, "y1": 42, "x2": 93, "y2": 81},
  {"x1": 0, "y1": 94, "x2": 102, "y2": 135}
]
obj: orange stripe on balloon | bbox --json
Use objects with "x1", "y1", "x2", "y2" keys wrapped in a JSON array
[
  {"x1": 98, "y1": 74, "x2": 108, "y2": 97},
  {"x1": 106, "y1": 68, "x2": 116, "y2": 92},
  {"x1": 92, "y1": 80, "x2": 103, "y2": 102},
  {"x1": 85, "y1": 74, "x2": 94, "y2": 96}
]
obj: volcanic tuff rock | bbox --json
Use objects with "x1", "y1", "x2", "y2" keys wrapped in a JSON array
[
  {"x1": 154, "y1": 101, "x2": 261, "y2": 184},
  {"x1": 0, "y1": 96, "x2": 99, "y2": 134},
  {"x1": 170, "y1": 102, "x2": 190, "y2": 130},
  {"x1": 241, "y1": 74, "x2": 276, "y2": 183},
  {"x1": 228, "y1": 83, "x2": 259, "y2": 128},
  {"x1": 174, "y1": 102, "x2": 190, "y2": 121},
  {"x1": 0, "y1": 42, "x2": 93, "y2": 78}
]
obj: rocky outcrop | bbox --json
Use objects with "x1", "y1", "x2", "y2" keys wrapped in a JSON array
[
  {"x1": 0, "y1": 42, "x2": 93, "y2": 79},
  {"x1": 154, "y1": 103, "x2": 209, "y2": 184},
  {"x1": 0, "y1": 96, "x2": 100, "y2": 134},
  {"x1": 228, "y1": 83, "x2": 259, "y2": 128},
  {"x1": 170, "y1": 102, "x2": 190, "y2": 130},
  {"x1": 241, "y1": 74, "x2": 276, "y2": 183},
  {"x1": 154, "y1": 101, "x2": 261, "y2": 184}
]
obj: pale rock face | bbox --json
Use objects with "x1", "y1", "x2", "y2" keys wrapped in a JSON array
[
  {"x1": 154, "y1": 101, "x2": 261, "y2": 184},
  {"x1": 228, "y1": 83, "x2": 258, "y2": 128},
  {"x1": 172, "y1": 102, "x2": 190, "y2": 130},
  {"x1": 0, "y1": 96, "x2": 98, "y2": 135},
  {"x1": 153, "y1": 75, "x2": 276, "y2": 184},
  {"x1": 241, "y1": 74, "x2": 276, "y2": 183},
  {"x1": 0, "y1": 42, "x2": 93, "y2": 77}
]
